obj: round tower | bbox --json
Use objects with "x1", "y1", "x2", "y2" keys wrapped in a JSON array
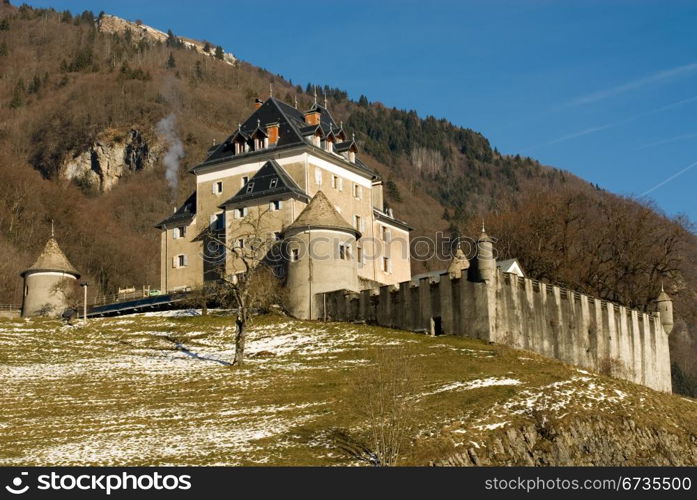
[
  {"x1": 656, "y1": 284, "x2": 674, "y2": 334},
  {"x1": 20, "y1": 236, "x2": 81, "y2": 318},
  {"x1": 283, "y1": 191, "x2": 360, "y2": 320},
  {"x1": 475, "y1": 223, "x2": 496, "y2": 282}
]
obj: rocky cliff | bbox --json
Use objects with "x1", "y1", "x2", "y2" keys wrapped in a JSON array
[
  {"x1": 61, "y1": 129, "x2": 160, "y2": 192},
  {"x1": 97, "y1": 14, "x2": 237, "y2": 66}
]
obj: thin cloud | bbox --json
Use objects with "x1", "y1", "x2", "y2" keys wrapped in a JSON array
[
  {"x1": 521, "y1": 95, "x2": 697, "y2": 153},
  {"x1": 638, "y1": 131, "x2": 697, "y2": 150},
  {"x1": 566, "y1": 62, "x2": 697, "y2": 107},
  {"x1": 640, "y1": 160, "x2": 697, "y2": 197}
]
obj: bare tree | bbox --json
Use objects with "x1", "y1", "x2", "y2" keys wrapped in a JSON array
[
  {"x1": 199, "y1": 206, "x2": 286, "y2": 366},
  {"x1": 335, "y1": 346, "x2": 422, "y2": 466}
]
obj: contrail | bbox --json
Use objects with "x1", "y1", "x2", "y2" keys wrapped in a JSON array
[
  {"x1": 638, "y1": 131, "x2": 697, "y2": 150},
  {"x1": 565, "y1": 61, "x2": 697, "y2": 107},
  {"x1": 640, "y1": 160, "x2": 697, "y2": 197},
  {"x1": 521, "y1": 95, "x2": 697, "y2": 153}
]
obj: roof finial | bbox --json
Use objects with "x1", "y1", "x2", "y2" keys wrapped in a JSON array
[
  {"x1": 51, "y1": 219, "x2": 54, "y2": 238},
  {"x1": 238, "y1": 122, "x2": 242, "y2": 130},
  {"x1": 352, "y1": 132, "x2": 355, "y2": 142},
  {"x1": 661, "y1": 280, "x2": 665, "y2": 292},
  {"x1": 257, "y1": 118, "x2": 261, "y2": 128},
  {"x1": 313, "y1": 87, "x2": 317, "y2": 106},
  {"x1": 481, "y1": 220, "x2": 486, "y2": 233},
  {"x1": 269, "y1": 82, "x2": 273, "y2": 98},
  {"x1": 323, "y1": 90, "x2": 328, "y2": 109},
  {"x1": 294, "y1": 95, "x2": 298, "y2": 108}
]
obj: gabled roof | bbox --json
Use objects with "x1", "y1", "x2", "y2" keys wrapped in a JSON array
[
  {"x1": 334, "y1": 140, "x2": 358, "y2": 153},
  {"x1": 21, "y1": 237, "x2": 80, "y2": 278},
  {"x1": 156, "y1": 191, "x2": 196, "y2": 228},
  {"x1": 497, "y1": 258, "x2": 525, "y2": 277},
  {"x1": 219, "y1": 160, "x2": 309, "y2": 208},
  {"x1": 285, "y1": 190, "x2": 359, "y2": 238}
]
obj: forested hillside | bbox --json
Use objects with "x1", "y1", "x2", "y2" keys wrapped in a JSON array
[{"x1": 0, "y1": 2, "x2": 695, "y2": 394}]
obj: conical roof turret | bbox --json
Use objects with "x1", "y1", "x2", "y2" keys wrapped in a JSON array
[{"x1": 20, "y1": 237, "x2": 80, "y2": 278}]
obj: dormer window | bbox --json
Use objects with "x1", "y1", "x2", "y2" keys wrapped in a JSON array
[
  {"x1": 312, "y1": 133, "x2": 321, "y2": 147},
  {"x1": 246, "y1": 181, "x2": 255, "y2": 193},
  {"x1": 254, "y1": 137, "x2": 263, "y2": 150},
  {"x1": 348, "y1": 150, "x2": 356, "y2": 163},
  {"x1": 269, "y1": 177, "x2": 278, "y2": 189}
]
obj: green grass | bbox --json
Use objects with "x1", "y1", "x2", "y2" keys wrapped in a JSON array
[{"x1": 1, "y1": 311, "x2": 695, "y2": 466}]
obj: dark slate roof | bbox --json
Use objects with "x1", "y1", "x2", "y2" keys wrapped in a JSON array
[
  {"x1": 198, "y1": 97, "x2": 377, "y2": 178},
  {"x1": 219, "y1": 160, "x2": 309, "y2": 208},
  {"x1": 373, "y1": 209, "x2": 413, "y2": 232},
  {"x1": 155, "y1": 191, "x2": 197, "y2": 228},
  {"x1": 334, "y1": 140, "x2": 357, "y2": 153}
]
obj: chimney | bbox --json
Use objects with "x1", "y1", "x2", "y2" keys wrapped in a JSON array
[
  {"x1": 304, "y1": 109, "x2": 320, "y2": 126},
  {"x1": 266, "y1": 122, "x2": 280, "y2": 145},
  {"x1": 254, "y1": 98, "x2": 263, "y2": 110}
]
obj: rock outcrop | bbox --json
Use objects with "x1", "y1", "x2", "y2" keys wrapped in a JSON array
[
  {"x1": 61, "y1": 129, "x2": 159, "y2": 192},
  {"x1": 436, "y1": 416, "x2": 697, "y2": 466},
  {"x1": 97, "y1": 14, "x2": 237, "y2": 66}
]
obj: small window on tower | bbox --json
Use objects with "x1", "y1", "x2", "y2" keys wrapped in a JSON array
[
  {"x1": 291, "y1": 248, "x2": 300, "y2": 261},
  {"x1": 213, "y1": 181, "x2": 223, "y2": 195},
  {"x1": 270, "y1": 200, "x2": 281, "y2": 211}
]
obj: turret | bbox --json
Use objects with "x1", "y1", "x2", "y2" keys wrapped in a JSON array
[
  {"x1": 473, "y1": 223, "x2": 496, "y2": 282},
  {"x1": 283, "y1": 191, "x2": 360, "y2": 319},
  {"x1": 656, "y1": 284, "x2": 674, "y2": 334},
  {"x1": 20, "y1": 235, "x2": 81, "y2": 318}
]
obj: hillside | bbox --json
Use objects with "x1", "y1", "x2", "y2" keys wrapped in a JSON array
[
  {"x1": 1, "y1": 312, "x2": 696, "y2": 466},
  {"x1": 0, "y1": 3, "x2": 696, "y2": 396}
]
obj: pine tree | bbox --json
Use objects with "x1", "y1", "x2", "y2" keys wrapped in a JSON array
[
  {"x1": 203, "y1": 41, "x2": 211, "y2": 53},
  {"x1": 215, "y1": 45, "x2": 224, "y2": 60},
  {"x1": 167, "y1": 52, "x2": 176, "y2": 69}
]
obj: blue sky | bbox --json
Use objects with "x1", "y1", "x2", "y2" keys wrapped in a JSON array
[{"x1": 28, "y1": 0, "x2": 697, "y2": 222}]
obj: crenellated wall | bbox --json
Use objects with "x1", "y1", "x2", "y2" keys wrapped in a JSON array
[{"x1": 320, "y1": 269, "x2": 672, "y2": 392}]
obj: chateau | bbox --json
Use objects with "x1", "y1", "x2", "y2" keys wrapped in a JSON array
[
  {"x1": 153, "y1": 95, "x2": 675, "y2": 393},
  {"x1": 156, "y1": 96, "x2": 412, "y2": 318}
]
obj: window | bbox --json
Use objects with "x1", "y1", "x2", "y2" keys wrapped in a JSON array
[
  {"x1": 173, "y1": 226, "x2": 186, "y2": 239},
  {"x1": 273, "y1": 232, "x2": 282, "y2": 241},
  {"x1": 353, "y1": 184, "x2": 362, "y2": 199},
  {"x1": 353, "y1": 215, "x2": 364, "y2": 232},
  {"x1": 331, "y1": 175, "x2": 338, "y2": 189},
  {"x1": 356, "y1": 246, "x2": 363, "y2": 264},
  {"x1": 291, "y1": 248, "x2": 299, "y2": 261},
  {"x1": 212, "y1": 181, "x2": 223, "y2": 195},
  {"x1": 246, "y1": 181, "x2": 255, "y2": 193},
  {"x1": 339, "y1": 244, "x2": 347, "y2": 260},
  {"x1": 270, "y1": 200, "x2": 281, "y2": 211},
  {"x1": 382, "y1": 225, "x2": 392, "y2": 242},
  {"x1": 383, "y1": 256, "x2": 391, "y2": 273},
  {"x1": 348, "y1": 151, "x2": 356, "y2": 163},
  {"x1": 174, "y1": 254, "x2": 188, "y2": 268},
  {"x1": 236, "y1": 238, "x2": 245, "y2": 248},
  {"x1": 312, "y1": 134, "x2": 321, "y2": 147},
  {"x1": 254, "y1": 137, "x2": 263, "y2": 150},
  {"x1": 241, "y1": 176, "x2": 249, "y2": 187},
  {"x1": 315, "y1": 168, "x2": 322, "y2": 185},
  {"x1": 211, "y1": 213, "x2": 224, "y2": 231},
  {"x1": 235, "y1": 207, "x2": 248, "y2": 219},
  {"x1": 269, "y1": 177, "x2": 278, "y2": 189}
]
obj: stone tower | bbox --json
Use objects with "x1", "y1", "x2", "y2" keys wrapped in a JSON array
[
  {"x1": 20, "y1": 236, "x2": 81, "y2": 318},
  {"x1": 656, "y1": 284, "x2": 674, "y2": 334},
  {"x1": 470, "y1": 223, "x2": 497, "y2": 283},
  {"x1": 283, "y1": 191, "x2": 360, "y2": 319}
]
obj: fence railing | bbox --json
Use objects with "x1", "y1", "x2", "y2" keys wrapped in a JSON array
[
  {"x1": 91, "y1": 285, "x2": 162, "y2": 307},
  {"x1": 0, "y1": 304, "x2": 20, "y2": 311}
]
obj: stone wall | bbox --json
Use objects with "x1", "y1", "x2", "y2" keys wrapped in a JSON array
[{"x1": 320, "y1": 269, "x2": 672, "y2": 392}]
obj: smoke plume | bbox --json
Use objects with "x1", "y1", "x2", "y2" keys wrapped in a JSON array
[{"x1": 156, "y1": 113, "x2": 184, "y2": 191}]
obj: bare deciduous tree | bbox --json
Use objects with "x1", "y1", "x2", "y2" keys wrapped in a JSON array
[{"x1": 335, "y1": 346, "x2": 422, "y2": 466}]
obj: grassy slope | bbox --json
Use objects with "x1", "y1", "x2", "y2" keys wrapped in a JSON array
[{"x1": 1, "y1": 312, "x2": 695, "y2": 466}]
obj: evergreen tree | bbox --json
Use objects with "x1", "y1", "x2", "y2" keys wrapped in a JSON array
[
  {"x1": 167, "y1": 52, "x2": 176, "y2": 69},
  {"x1": 203, "y1": 41, "x2": 211, "y2": 53},
  {"x1": 215, "y1": 45, "x2": 224, "y2": 60}
]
